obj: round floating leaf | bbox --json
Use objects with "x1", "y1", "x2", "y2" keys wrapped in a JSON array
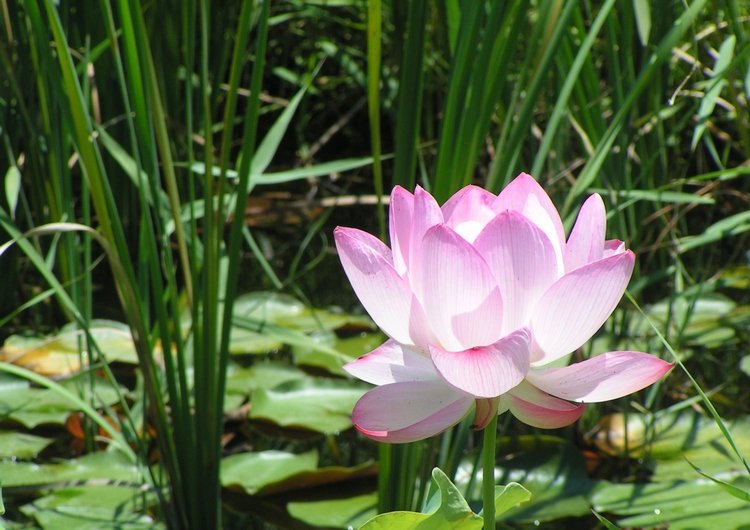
[
  {"x1": 0, "y1": 321, "x2": 149, "y2": 377},
  {"x1": 292, "y1": 330, "x2": 385, "y2": 376},
  {"x1": 226, "y1": 362, "x2": 307, "y2": 396},
  {"x1": 287, "y1": 492, "x2": 377, "y2": 529},
  {"x1": 0, "y1": 377, "x2": 122, "y2": 428},
  {"x1": 0, "y1": 431, "x2": 52, "y2": 459},
  {"x1": 20, "y1": 485, "x2": 161, "y2": 530},
  {"x1": 250, "y1": 378, "x2": 368, "y2": 434},
  {"x1": 0, "y1": 451, "x2": 141, "y2": 488},
  {"x1": 592, "y1": 477, "x2": 750, "y2": 529},
  {"x1": 221, "y1": 450, "x2": 318, "y2": 495},
  {"x1": 459, "y1": 435, "x2": 601, "y2": 522},
  {"x1": 595, "y1": 411, "x2": 750, "y2": 482}
]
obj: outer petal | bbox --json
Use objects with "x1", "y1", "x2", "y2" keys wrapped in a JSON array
[
  {"x1": 441, "y1": 185, "x2": 497, "y2": 243},
  {"x1": 389, "y1": 186, "x2": 414, "y2": 276},
  {"x1": 343, "y1": 340, "x2": 438, "y2": 386},
  {"x1": 352, "y1": 381, "x2": 473, "y2": 443},
  {"x1": 429, "y1": 328, "x2": 531, "y2": 398},
  {"x1": 564, "y1": 194, "x2": 606, "y2": 273},
  {"x1": 501, "y1": 380, "x2": 585, "y2": 428},
  {"x1": 493, "y1": 173, "x2": 566, "y2": 272},
  {"x1": 474, "y1": 211, "x2": 559, "y2": 334},
  {"x1": 335, "y1": 227, "x2": 432, "y2": 347},
  {"x1": 530, "y1": 250, "x2": 635, "y2": 365},
  {"x1": 525, "y1": 351, "x2": 673, "y2": 402},
  {"x1": 420, "y1": 224, "x2": 504, "y2": 351}
]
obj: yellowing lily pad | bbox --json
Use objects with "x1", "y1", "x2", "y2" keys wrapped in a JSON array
[{"x1": 0, "y1": 320, "x2": 152, "y2": 377}]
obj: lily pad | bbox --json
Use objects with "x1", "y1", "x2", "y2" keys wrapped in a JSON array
[
  {"x1": 287, "y1": 492, "x2": 377, "y2": 529},
  {"x1": 0, "y1": 431, "x2": 52, "y2": 459},
  {"x1": 0, "y1": 377, "x2": 123, "y2": 428},
  {"x1": 249, "y1": 377, "x2": 368, "y2": 434},
  {"x1": 225, "y1": 362, "x2": 307, "y2": 396},
  {"x1": 292, "y1": 330, "x2": 385, "y2": 376},
  {"x1": 591, "y1": 476, "x2": 750, "y2": 530},
  {"x1": 20, "y1": 485, "x2": 161, "y2": 530},
  {"x1": 484, "y1": 436, "x2": 602, "y2": 522},
  {"x1": 221, "y1": 449, "x2": 319, "y2": 495},
  {"x1": 0, "y1": 450, "x2": 141, "y2": 488},
  {"x1": 593, "y1": 411, "x2": 750, "y2": 481},
  {"x1": 0, "y1": 320, "x2": 146, "y2": 377}
]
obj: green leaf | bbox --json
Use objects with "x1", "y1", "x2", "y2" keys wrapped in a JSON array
[
  {"x1": 692, "y1": 35, "x2": 736, "y2": 150},
  {"x1": 221, "y1": 450, "x2": 319, "y2": 495},
  {"x1": 287, "y1": 492, "x2": 378, "y2": 529},
  {"x1": 0, "y1": 431, "x2": 52, "y2": 459},
  {"x1": 4, "y1": 166, "x2": 20, "y2": 219},
  {"x1": 292, "y1": 330, "x2": 385, "y2": 376},
  {"x1": 594, "y1": 411, "x2": 750, "y2": 483},
  {"x1": 225, "y1": 362, "x2": 307, "y2": 396},
  {"x1": 249, "y1": 378, "x2": 368, "y2": 434},
  {"x1": 0, "y1": 451, "x2": 141, "y2": 488},
  {"x1": 359, "y1": 468, "x2": 483, "y2": 530},
  {"x1": 20, "y1": 485, "x2": 161, "y2": 530},
  {"x1": 632, "y1": 0, "x2": 651, "y2": 45},
  {"x1": 592, "y1": 477, "x2": 750, "y2": 529},
  {"x1": 685, "y1": 457, "x2": 750, "y2": 502},
  {"x1": 490, "y1": 482, "x2": 532, "y2": 517},
  {"x1": 460, "y1": 436, "x2": 601, "y2": 522},
  {"x1": 0, "y1": 377, "x2": 122, "y2": 428}
]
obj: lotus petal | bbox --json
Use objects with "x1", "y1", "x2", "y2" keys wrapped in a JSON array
[
  {"x1": 408, "y1": 187, "x2": 444, "y2": 297},
  {"x1": 501, "y1": 381, "x2": 585, "y2": 428},
  {"x1": 564, "y1": 194, "x2": 606, "y2": 272},
  {"x1": 389, "y1": 186, "x2": 415, "y2": 275},
  {"x1": 343, "y1": 340, "x2": 438, "y2": 386},
  {"x1": 493, "y1": 173, "x2": 566, "y2": 271},
  {"x1": 474, "y1": 211, "x2": 559, "y2": 334},
  {"x1": 420, "y1": 224, "x2": 504, "y2": 351},
  {"x1": 352, "y1": 381, "x2": 473, "y2": 443},
  {"x1": 530, "y1": 250, "x2": 635, "y2": 365},
  {"x1": 526, "y1": 351, "x2": 674, "y2": 402},
  {"x1": 442, "y1": 185, "x2": 497, "y2": 243},
  {"x1": 335, "y1": 227, "x2": 433, "y2": 347},
  {"x1": 429, "y1": 328, "x2": 531, "y2": 398}
]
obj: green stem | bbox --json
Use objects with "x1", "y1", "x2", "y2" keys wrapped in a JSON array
[{"x1": 482, "y1": 414, "x2": 498, "y2": 530}]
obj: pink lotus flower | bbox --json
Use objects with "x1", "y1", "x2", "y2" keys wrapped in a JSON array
[{"x1": 335, "y1": 173, "x2": 672, "y2": 443}]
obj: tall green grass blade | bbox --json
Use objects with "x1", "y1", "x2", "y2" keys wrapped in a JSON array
[
  {"x1": 392, "y1": 0, "x2": 427, "y2": 190},
  {"x1": 367, "y1": 0, "x2": 385, "y2": 240},
  {"x1": 563, "y1": 0, "x2": 708, "y2": 216},
  {"x1": 691, "y1": 35, "x2": 736, "y2": 150},
  {"x1": 530, "y1": 0, "x2": 616, "y2": 179}
]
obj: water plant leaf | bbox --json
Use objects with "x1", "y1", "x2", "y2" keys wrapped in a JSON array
[
  {"x1": 359, "y1": 467, "x2": 483, "y2": 529},
  {"x1": 591, "y1": 477, "x2": 750, "y2": 529},
  {"x1": 287, "y1": 492, "x2": 377, "y2": 529},
  {"x1": 251, "y1": 461, "x2": 378, "y2": 497},
  {"x1": 249, "y1": 378, "x2": 368, "y2": 434},
  {"x1": 691, "y1": 35, "x2": 736, "y2": 150},
  {"x1": 221, "y1": 449, "x2": 319, "y2": 495},
  {"x1": 685, "y1": 457, "x2": 750, "y2": 502},
  {"x1": 226, "y1": 362, "x2": 307, "y2": 396},
  {"x1": 0, "y1": 377, "x2": 122, "y2": 428},
  {"x1": 4, "y1": 166, "x2": 20, "y2": 219},
  {"x1": 0, "y1": 320, "x2": 152, "y2": 376},
  {"x1": 0, "y1": 451, "x2": 141, "y2": 488},
  {"x1": 20, "y1": 485, "x2": 161, "y2": 530},
  {"x1": 483, "y1": 435, "x2": 601, "y2": 522},
  {"x1": 594, "y1": 411, "x2": 750, "y2": 482},
  {"x1": 0, "y1": 431, "x2": 52, "y2": 459},
  {"x1": 292, "y1": 330, "x2": 385, "y2": 376}
]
